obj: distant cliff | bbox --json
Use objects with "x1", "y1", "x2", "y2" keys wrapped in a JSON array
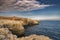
[{"x1": 0, "y1": 16, "x2": 27, "y2": 20}]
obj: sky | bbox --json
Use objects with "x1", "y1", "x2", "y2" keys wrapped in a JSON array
[{"x1": 0, "y1": 0, "x2": 60, "y2": 20}]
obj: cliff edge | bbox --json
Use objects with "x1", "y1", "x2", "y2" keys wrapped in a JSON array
[{"x1": 0, "y1": 16, "x2": 52, "y2": 40}]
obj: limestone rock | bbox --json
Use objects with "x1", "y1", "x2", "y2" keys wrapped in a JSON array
[
  {"x1": 0, "y1": 28, "x2": 19, "y2": 40},
  {"x1": 0, "y1": 16, "x2": 39, "y2": 25},
  {"x1": 0, "y1": 28, "x2": 52, "y2": 40},
  {"x1": 28, "y1": 20, "x2": 39, "y2": 25},
  {"x1": 0, "y1": 16, "x2": 52, "y2": 40},
  {"x1": 0, "y1": 16, "x2": 39, "y2": 36},
  {"x1": 18, "y1": 34, "x2": 52, "y2": 40},
  {"x1": 0, "y1": 20, "x2": 24, "y2": 35},
  {"x1": 20, "y1": 18, "x2": 39, "y2": 26}
]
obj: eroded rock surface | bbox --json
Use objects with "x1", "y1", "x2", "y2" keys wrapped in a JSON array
[
  {"x1": 18, "y1": 34, "x2": 52, "y2": 40},
  {"x1": 0, "y1": 16, "x2": 39, "y2": 36},
  {"x1": 0, "y1": 16, "x2": 39, "y2": 25},
  {"x1": 0, "y1": 16, "x2": 52, "y2": 40},
  {"x1": 0, "y1": 28, "x2": 52, "y2": 40},
  {"x1": 0, "y1": 20, "x2": 24, "y2": 36},
  {"x1": 0, "y1": 28, "x2": 17, "y2": 40}
]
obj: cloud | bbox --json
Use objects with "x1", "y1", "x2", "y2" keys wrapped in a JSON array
[{"x1": 0, "y1": 0, "x2": 52, "y2": 12}]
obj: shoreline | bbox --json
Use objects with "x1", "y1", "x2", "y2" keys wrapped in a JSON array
[{"x1": 0, "y1": 16, "x2": 52, "y2": 40}]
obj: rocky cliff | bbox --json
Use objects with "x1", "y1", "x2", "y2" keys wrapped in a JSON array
[
  {"x1": 0, "y1": 16, "x2": 52, "y2": 40},
  {"x1": 0, "y1": 28, "x2": 52, "y2": 40},
  {"x1": 0, "y1": 16, "x2": 39, "y2": 35}
]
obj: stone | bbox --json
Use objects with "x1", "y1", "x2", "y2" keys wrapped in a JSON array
[
  {"x1": 0, "y1": 16, "x2": 39, "y2": 36},
  {"x1": 0, "y1": 28, "x2": 18, "y2": 40},
  {"x1": 0, "y1": 28, "x2": 52, "y2": 40},
  {"x1": 0, "y1": 20, "x2": 24, "y2": 36},
  {"x1": 18, "y1": 34, "x2": 52, "y2": 40}
]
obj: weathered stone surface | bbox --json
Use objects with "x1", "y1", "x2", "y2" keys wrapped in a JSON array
[
  {"x1": 0, "y1": 20, "x2": 24, "y2": 35},
  {"x1": 0, "y1": 16, "x2": 39, "y2": 36},
  {"x1": 0, "y1": 17, "x2": 52, "y2": 40},
  {"x1": 19, "y1": 34, "x2": 52, "y2": 40},
  {"x1": 0, "y1": 16, "x2": 52, "y2": 40},
  {"x1": 0, "y1": 16, "x2": 39, "y2": 25},
  {"x1": 20, "y1": 18, "x2": 39, "y2": 26},
  {"x1": 27, "y1": 19, "x2": 39, "y2": 25},
  {"x1": 0, "y1": 28, "x2": 18, "y2": 40},
  {"x1": 0, "y1": 28, "x2": 52, "y2": 40}
]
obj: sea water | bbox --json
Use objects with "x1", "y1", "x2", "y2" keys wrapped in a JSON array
[{"x1": 25, "y1": 20, "x2": 60, "y2": 40}]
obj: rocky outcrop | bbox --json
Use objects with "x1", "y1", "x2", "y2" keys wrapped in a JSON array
[
  {"x1": 0, "y1": 16, "x2": 52, "y2": 40},
  {"x1": 0, "y1": 16, "x2": 39, "y2": 36},
  {"x1": 15, "y1": 18, "x2": 39, "y2": 26},
  {"x1": 0, "y1": 20, "x2": 24, "y2": 36},
  {"x1": 0, "y1": 16, "x2": 39, "y2": 25},
  {"x1": 0, "y1": 28, "x2": 52, "y2": 40},
  {"x1": 0, "y1": 28, "x2": 18, "y2": 40},
  {"x1": 19, "y1": 34, "x2": 52, "y2": 40}
]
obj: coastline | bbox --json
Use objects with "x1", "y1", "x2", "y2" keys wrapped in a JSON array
[{"x1": 0, "y1": 16, "x2": 52, "y2": 40}]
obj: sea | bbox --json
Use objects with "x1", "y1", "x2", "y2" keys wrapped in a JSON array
[{"x1": 24, "y1": 20, "x2": 60, "y2": 40}]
